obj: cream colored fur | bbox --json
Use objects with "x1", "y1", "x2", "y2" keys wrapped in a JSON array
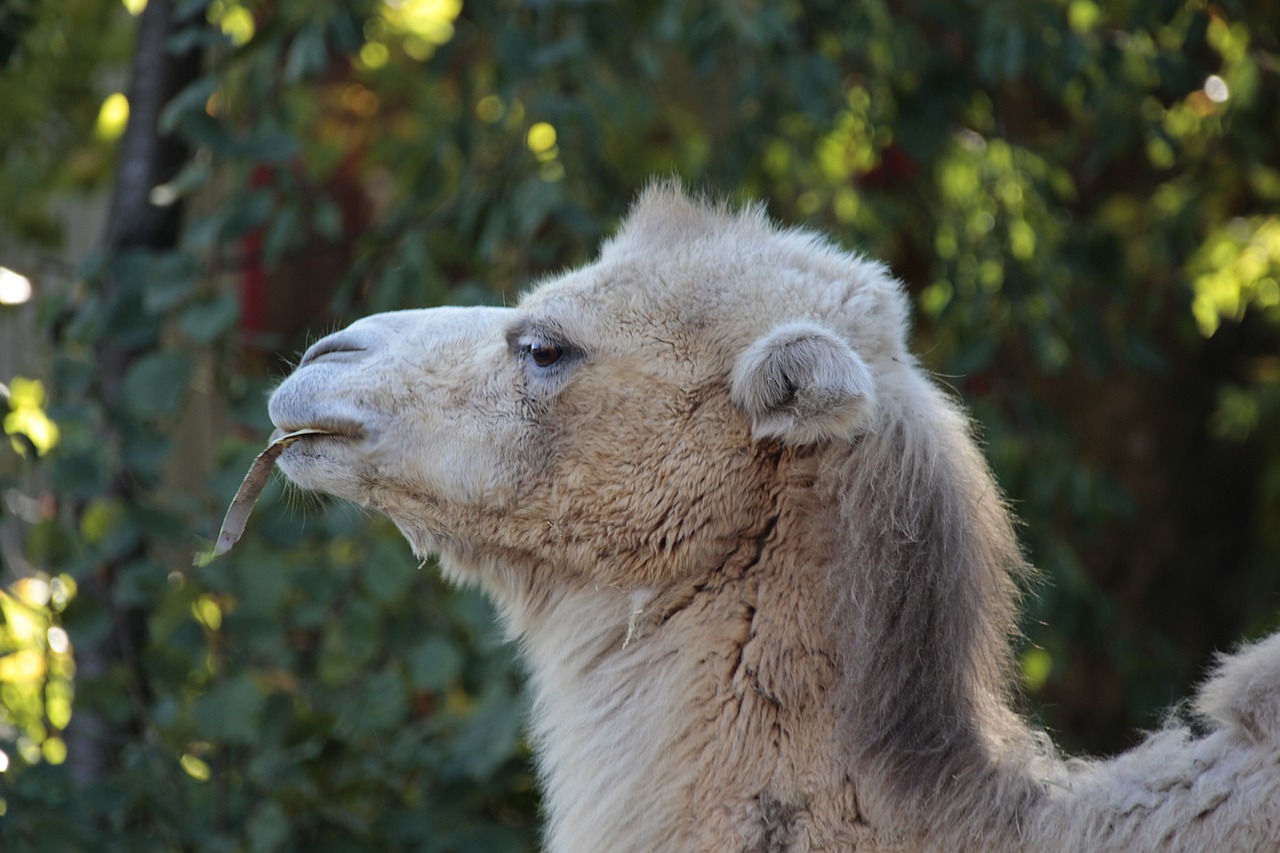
[{"x1": 268, "y1": 184, "x2": 1280, "y2": 851}]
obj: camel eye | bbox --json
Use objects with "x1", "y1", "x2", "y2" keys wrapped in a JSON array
[{"x1": 528, "y1": 342, "x2": 562, "y2": 367}]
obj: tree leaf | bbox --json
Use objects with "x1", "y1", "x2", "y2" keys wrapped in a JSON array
[
  {"x1": 407, "y1": 637, "x2": 463, "y2": 691},
  {"x1": 121, "y1": 352, "x2": 193, "y2": 420},
  {"x1": 178, "y1": 293, "x2": 239, "y2": 344},
  {"x1": 194, "y1": 673, "x2": 266, "y2": 745}
]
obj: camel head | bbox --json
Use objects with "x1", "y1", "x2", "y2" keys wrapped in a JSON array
[{"x1": 268, "y1": 184, "x2": 906, "y2": 603}]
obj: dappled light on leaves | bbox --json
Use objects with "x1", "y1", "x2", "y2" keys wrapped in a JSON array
[
  {"x1": 381, "y1": 0, "x2": 461, "y2": 55},
  {"x1": 41, "y1": 735, "x2": 66, "y2": 764},
  {"x1": 1191, "y1": 217, "x2": 1280, "y2": 337},
  {"x1": 4, "y1": 377, "x2": 60, "y2": 456},
  {"x1": 1067, "y1": 0, "x2": 1101, "y2": 34},
  {"x1": 191, "y1": 594, "x2": 223, "y2": 631},
  {"x1": 0, "y1": 267, "x2": 33, "y2": 305},
  {"x1": 526, "y1": 122, "x2": 556, "y2": 157},
  {"x1": 814, "y1": 87, "x2": 880, "y2": 185},
  {"x1": 526, "y1": 121, "x2": 564, "y2": 182},
  {"x1": 926, "y1": 131, "x2": 1072, "y2": 371},
  {"x1": 360, "y1": 0, "x2": 462, "y2": 68},
  {"x1": 94, "y1": 92, "x2": 129, "y2": 142},
  {"x1": 209, "y1": 1, "x2": 255, "y2": 47},
  {"x1": 359, "y1": 40, "x2": 389, "y2": 69},
  {"x1": 180, "y1": 751, "x2": 212, "y2": 781},
  {"x1": 1021, "y1": 647, "x2": 1053, "y2": 692},
  {"x1": 0, "y1": 574, "x2": 76, "y2": 770}
]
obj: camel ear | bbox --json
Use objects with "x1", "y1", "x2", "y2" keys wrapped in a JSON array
[{"x1": 730, "y1": 321, "x2": 877, "y2": 444}]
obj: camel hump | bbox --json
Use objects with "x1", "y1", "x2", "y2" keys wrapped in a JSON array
[{"x1": 1195, "y1": 632, "x2": 1280, "y2": 745}]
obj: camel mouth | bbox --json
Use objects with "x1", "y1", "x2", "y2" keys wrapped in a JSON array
[
  {"x1": 194, "y1": 422, "x2": 371, "y2": 567},
  {"x1": 268, "y1": 422, "x2": 365, "y2": 445}
]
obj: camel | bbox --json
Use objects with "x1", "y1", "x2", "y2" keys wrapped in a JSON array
[{"x1": 265, "y1": 184, "x2": 1280, "y2": 851}]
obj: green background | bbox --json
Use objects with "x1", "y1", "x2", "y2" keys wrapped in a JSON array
[{"x1": 1, "y1": 0, "x2": 1278, "y2": 849}]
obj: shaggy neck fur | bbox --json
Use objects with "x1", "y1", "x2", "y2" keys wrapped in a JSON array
[
  {"x1": 496, "y1": 368, "x2": 1040, "y2": 850},
  {"x1": 485, "y1": 363, "x2": 1280, "y2": 852},
  {"x1": 498, "y1": 443, "x2": 871, "y2": 851},
  {"x1": 829, "y1": 368, "x2": 1043, "y2": 845}
]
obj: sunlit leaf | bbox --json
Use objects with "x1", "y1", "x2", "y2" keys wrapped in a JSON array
[{"x1": 94, "y1": 93, "x2": 129, "y2": 142}]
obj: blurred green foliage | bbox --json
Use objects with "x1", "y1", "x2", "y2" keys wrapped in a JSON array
[{"x1": 1, "y1": 0, "x2": 1278, "y2": 848}]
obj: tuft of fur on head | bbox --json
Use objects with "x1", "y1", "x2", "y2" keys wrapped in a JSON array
[{"x1": 601, "y1": 179, "x2": 774, "y2": 272}]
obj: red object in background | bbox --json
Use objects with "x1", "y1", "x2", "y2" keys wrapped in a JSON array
[
  {"x1": 235, "y1": 145, "x2": 368, "y2": 360},
  {"x1": 238, "y1": 165, "x2": 273, "y2": 343},
  {"x1": 860, "y1": 143, "x2": 918, "y2": 190}
]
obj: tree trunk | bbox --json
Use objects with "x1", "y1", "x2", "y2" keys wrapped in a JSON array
[{"x1": 66, "y1": 0, "x2": 203, "y2": 789}]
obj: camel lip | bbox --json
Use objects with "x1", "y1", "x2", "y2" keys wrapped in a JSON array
[{"x1": 268, "y1": 422, "x2": 366, "y2": 445}]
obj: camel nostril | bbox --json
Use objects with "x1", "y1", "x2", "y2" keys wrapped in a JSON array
[{"x1": 300, "y1": 334, "x2": 369, "y2": 367}]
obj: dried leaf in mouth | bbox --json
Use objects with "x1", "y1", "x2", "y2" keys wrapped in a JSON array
[{"x1": 193, "y1": 428, "x2": 331, "y2": 566}]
